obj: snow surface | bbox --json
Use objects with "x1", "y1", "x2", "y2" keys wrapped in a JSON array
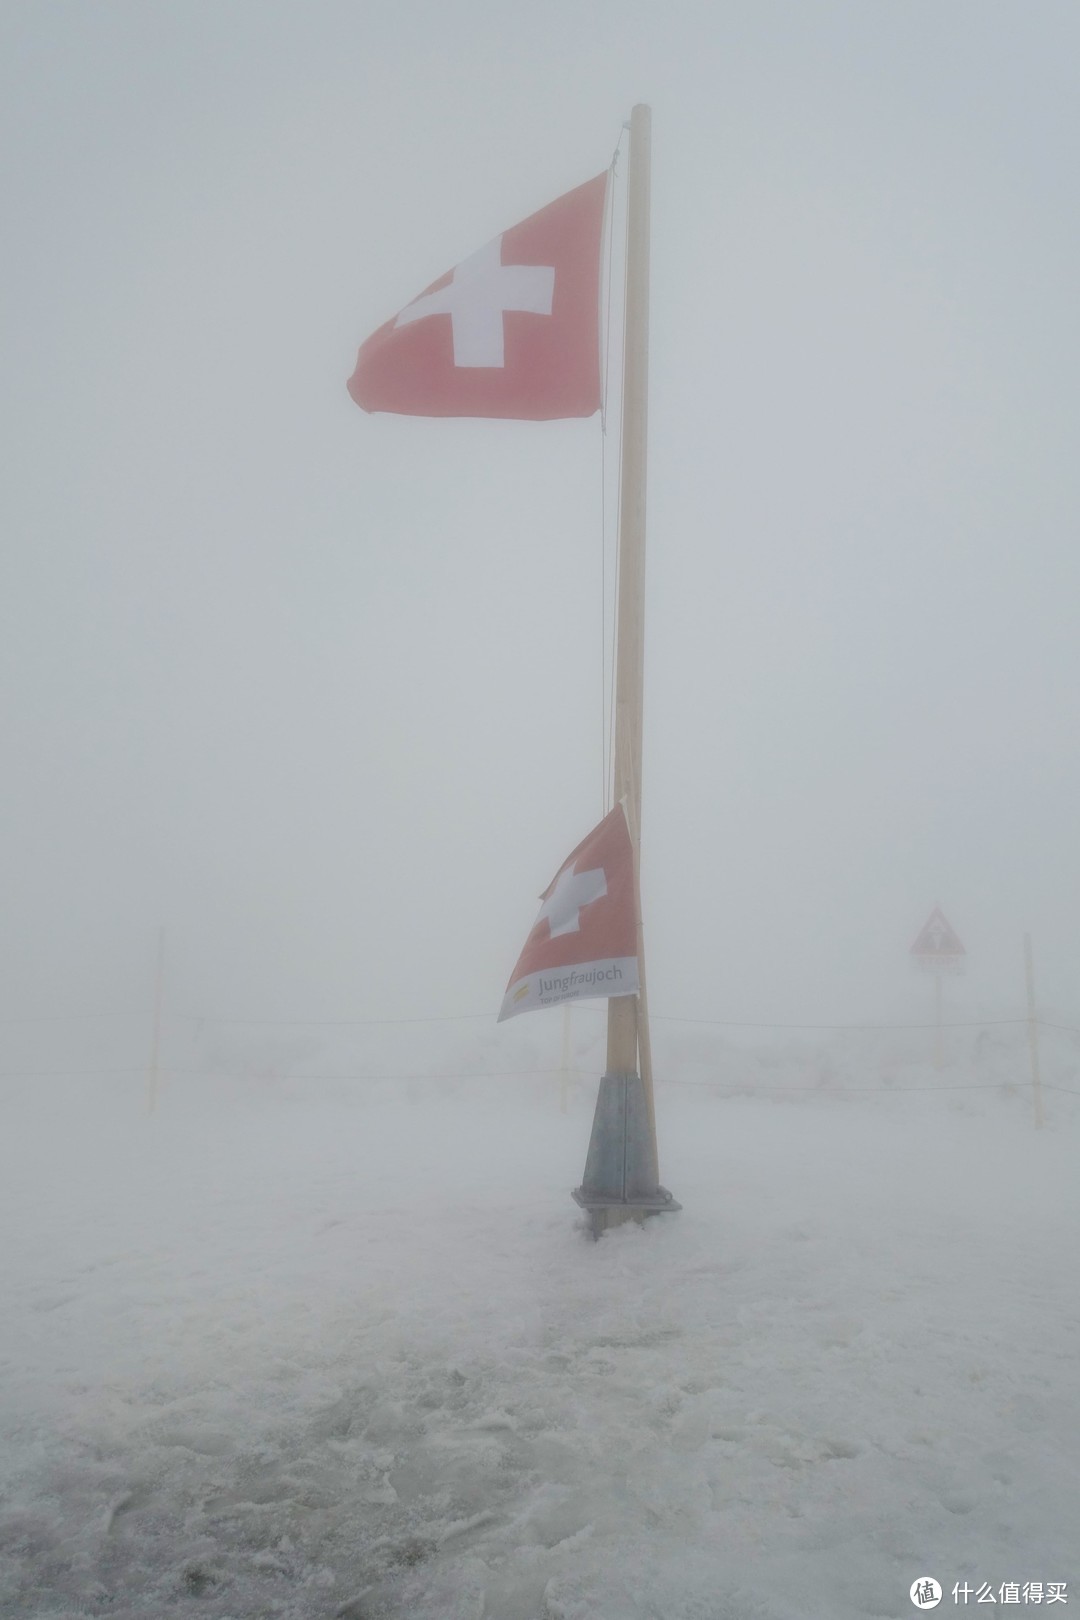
[{"x1": 1, "y1": 1043, "x2": 1078, "y2": 1620}]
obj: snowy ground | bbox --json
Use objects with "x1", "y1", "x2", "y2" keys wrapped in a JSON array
[{"x1": 1, "y1": 1052, "x2": 1078, "y2": 1620}]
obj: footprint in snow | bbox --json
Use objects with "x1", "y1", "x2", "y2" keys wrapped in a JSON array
[{"x1": 819, "y1": 1437, "x2": 862, "y2": 1460}]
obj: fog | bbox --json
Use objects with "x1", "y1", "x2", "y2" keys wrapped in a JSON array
[
  {"x1": 2, "y1": 5, "x2": 1079, "y2": 1617},
  {"x1": 4, "y1": 1, "x2": 1079, "y2": 1034}
]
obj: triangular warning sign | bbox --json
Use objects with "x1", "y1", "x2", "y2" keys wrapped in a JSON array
[{"x1": 911, "y1": 905, "x2": 965, "y2": 958}]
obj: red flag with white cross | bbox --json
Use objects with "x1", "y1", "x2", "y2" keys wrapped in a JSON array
[
  {"x1": 348, "y1": 174, "x2": 606, "y2": 420},
  {"x1": 499, "y1": 805, "x2": 638, "y2": 1022}
]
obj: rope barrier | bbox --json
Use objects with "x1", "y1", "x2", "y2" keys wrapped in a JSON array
[
  {"x1": 649, "y1": 1016, "x2": 1031, "y2": 1031},
  {"x1": 1, "y1": 1000, "x2": 1076, "y2": 1100},
  {"x1": 1, "y1": 1067, "x2": 1076, "y2": 1097},
  {"x1": 177, "y1": 1012, "x2": 492, "y2": 1027},
  {"x1": 0, "y1": 1012, "x2": 146, "y2": 1026},
  {"x1": 647, "y1": 1080, "x2": 1080, "y2": 1096},
  {"x1": 4, "y1": 1009, "x2": 1073, "y2": 1032},
  {"x1": 0, "y1": 1066, "x2": 568, "y2": 1083}
]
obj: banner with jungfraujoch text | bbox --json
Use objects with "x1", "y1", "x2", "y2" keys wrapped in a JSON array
[{"x1": 499, "y1": 805, "x2": 638, "y2": 1022}]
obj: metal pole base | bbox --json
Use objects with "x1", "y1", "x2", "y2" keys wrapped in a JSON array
[
  {"x1": 572, "y1": 1070, "x2": 680, "y2": 1239},
  {"x1": 572, "y1": 1191, "x2": 681, "y2": 1241}
]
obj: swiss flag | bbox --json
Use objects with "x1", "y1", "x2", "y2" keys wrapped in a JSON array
[
  {"x1": 499, "y1": 805, "x2": 638, "y2": 1022},
  {"x1": 348, "y1": 174, "x2": 606, "y2": 421}
]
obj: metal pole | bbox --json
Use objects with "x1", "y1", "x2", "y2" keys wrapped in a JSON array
[
  {"x1": 1024, "y1": 932, "x2": 1045, "y2": 1130},
  {"x1": 148, "y1": 926, "x2": 165, "y2": 1114},
  {"x1": 605, "y1": 102, "x2": 658, "y2": 1172},
  {"x1": 934, "y1": 972, "x2": 943, "y2": 1071},
  {"x1": 560, "y1": 1003, "x2": 571, "y2": 1114}
]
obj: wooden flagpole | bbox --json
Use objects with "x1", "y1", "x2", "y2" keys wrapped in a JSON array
[{"x1": 606, "y1": 103, "x2": 658, "y2": 1176}]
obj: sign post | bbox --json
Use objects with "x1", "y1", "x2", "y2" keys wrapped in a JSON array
[{"x1": 910, "y1": 906, "x2": 965, "y2": 1070}]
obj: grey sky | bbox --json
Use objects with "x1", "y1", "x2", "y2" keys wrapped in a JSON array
[{"x1": 3, "y1": 1, "x2": 1079, "y2": 1048}]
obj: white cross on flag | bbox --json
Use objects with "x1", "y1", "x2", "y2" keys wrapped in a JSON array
[
  {"x1": 499, "y1": 805, "x2": 639, "y2": 1021},
  {"x1": 348, "y1": 174, "x2": 606, "y2": 420}
]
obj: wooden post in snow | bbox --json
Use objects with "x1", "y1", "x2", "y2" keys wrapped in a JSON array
[
  {"x1": 1024, "y1": 932, "x2": 1045, "y2": 1130},
  {"x1": 148, "y1": 927, "x2": 165, "y2": 1115}
]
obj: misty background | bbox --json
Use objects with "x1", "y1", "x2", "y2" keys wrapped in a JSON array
[{"x1": 4, "y1": 0, "x2": 1079, "y2": 1071}]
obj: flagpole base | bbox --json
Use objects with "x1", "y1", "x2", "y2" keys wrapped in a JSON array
[
  {"x1": 572, "y1": 1070, "x2": 681, "y2": 1239},
  {"x1": 571, "y1": 1186, "x2": 681, "y2": 1240}
]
